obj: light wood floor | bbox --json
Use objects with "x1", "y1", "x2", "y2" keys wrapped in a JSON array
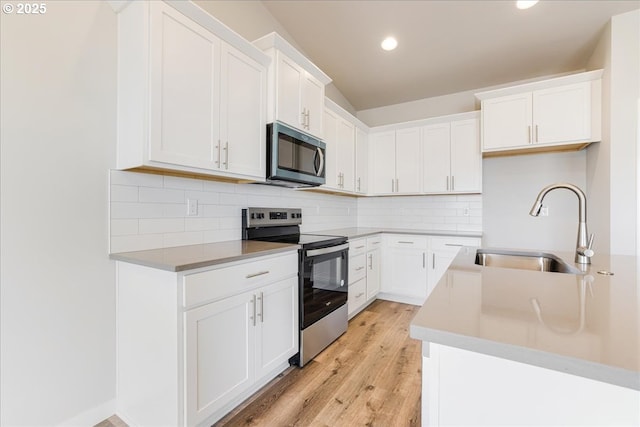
[{"x1": 216, "y1": 299, "x2": 422, "y2": 426}]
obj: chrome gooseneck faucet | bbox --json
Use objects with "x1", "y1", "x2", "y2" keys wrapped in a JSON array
[{"x1": 529, "y1": 183, "x2": 594, "y2": 264}]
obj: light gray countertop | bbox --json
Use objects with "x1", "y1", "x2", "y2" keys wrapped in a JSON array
[
  {"x1": 312, "y1": 227, "x2": 482, "y2": 240},
  {"x1": 110, "y1": 240, "x2": 300, "y2": 272},
  {"x1": 410, "y1": 247, "x2": 640, "y2": 390}
]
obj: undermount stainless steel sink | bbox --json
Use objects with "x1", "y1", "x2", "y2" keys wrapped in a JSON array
[{"x1": 475, "y1": 249, "x2": 583, "y2": 274}]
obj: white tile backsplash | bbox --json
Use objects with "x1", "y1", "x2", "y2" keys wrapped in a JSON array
[{"x1": 109, "y1": 170, "x2": 483, "y2": 253}]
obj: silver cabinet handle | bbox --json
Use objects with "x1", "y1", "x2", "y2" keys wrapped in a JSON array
[
  {"x1": 535, "y1": 124, "x2": 539, "y2": 143},
  {"x1": 445, "y1": 243, "x2": 463, "y2": 247},
  {"x1": 215, "y1": 140, "x2": 221, "y2": 167},
  {"x1": 355, "y1": 245, "x2": 365, "y2": 249},
  {"x1": 396, "y1": 178, "x2": 399, "y2": 192},
  {"x1": 258, "y1": 292, "x2": 264, "y2": 323},
  {"x1": 357, "y1": 177, "x2": 361, "y2": 192},
  {"x1": 368, "y1": 253, "x2": 373, "y2": 269},
  {"x1": 432, "y1": 253, "x2": 436, "y2": 270},
  {"x1": 398, "y1": 241, "x2": 414, "y2": 244},
  {"x1": 356, "y1": 266, "x2": 365, "y2": 271},
  {"x1": 306, "y1": 110, "x2": 310, "y2": 129},
  {"x1": 451, "y1": 175, "x2": 455, "y2": 191},
  {"x1": 528, "y1": 125, "x2": 532, "y2": 144},
  {"x1": 301, "y1": 108, "x2": 307, "y2": 128},
  {"x1": 423, "y1": 252, "x2": 426, "y2": 268},
  {"x1": 356, "y1": 292, "x2": 365, "y2": 298},
  {"x1": 251, "y1": 294, "x2": 256, "y2": 326},
  {"x1": 391, "y1": 179, "x2": 395, "y2": 193},
  {"x1": 446, "y1": 176, "x2": 449, "y2": 191},
  {"x1": 223, "y1": 142, "x2": 229, "y2": 169},
  {"x1": 246, "y1": 270, "x2": 269, "y2": 279}
]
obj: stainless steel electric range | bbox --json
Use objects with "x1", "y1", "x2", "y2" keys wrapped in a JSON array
[{"x1": 242, "y1": 207, "x2": 348, "y2": 367}]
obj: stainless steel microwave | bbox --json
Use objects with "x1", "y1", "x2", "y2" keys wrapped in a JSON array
[{"x1": 266, "y1": 122, "x2": 326, "y2": 187}]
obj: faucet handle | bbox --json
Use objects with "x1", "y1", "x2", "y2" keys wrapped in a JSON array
[{"x1": 579, "y1": 234, "x2": 595, "y2": 258}]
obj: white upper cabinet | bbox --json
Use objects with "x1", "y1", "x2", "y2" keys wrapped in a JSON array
[
  {"x1": 477, "y1": 70, "x2": 602, "y2": 155},
  {"x1": 370, "y1": 127, "x2": 421, "y2": 195},
  {"x1": 254, "y1": 33, "x2": 332, "y2": 139},
  {"x1": 323, "y1": 108, "x2": 355, "y2": 192},
  {"x1": 116, "y1": 1, "x2": 269, "y2": 180},
  {"x1": 423, "y1": 116, "x2": 482, "y2": 194},
  {"x1": 355, "y1": 127, "x2": 369, "y2": 194}
]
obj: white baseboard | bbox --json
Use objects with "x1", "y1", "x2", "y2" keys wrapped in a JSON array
[
  {"x1": 57, "y1": 399, "x2": 116, "y2": 427},
  {"x1": 376, "y1": 292, "x2": 424, "y2": 306}
]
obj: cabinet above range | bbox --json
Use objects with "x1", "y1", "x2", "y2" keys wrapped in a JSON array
[
  {"x1": 476, "y1": 70, "x2": 602, "y2": 157},
  {"x1": 254, "y1": 32, "x2": 332, "y2": 140}
]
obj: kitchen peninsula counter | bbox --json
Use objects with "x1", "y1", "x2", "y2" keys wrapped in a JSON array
[
  {"x1": 410, "y1": 247, "x2": 639, "y2": 425},
  {"x1": 110, "y1": 240, "x2": 299, "y2": 272},
  {"x1": 410, "y1": 247, "x2": 640, "y2": 390}
]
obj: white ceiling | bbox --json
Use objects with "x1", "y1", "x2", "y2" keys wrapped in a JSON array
[{"x1": 261, "y1": 0, "x2": 640, "y2": 111}]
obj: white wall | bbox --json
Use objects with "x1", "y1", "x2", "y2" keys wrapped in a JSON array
[
  {"x1": 1, "y1": 2, "x2": 117, "y2": 425},
  {"x1": 585, "y1": 9, "x2": 639, "y2": 257},
  {"x1": 609, "y1": 10, "x2": 639, "y2": 255},
  {"x1": 109, "y1": 171, "x2": 358, "y2": 253},
  {"x1": 482, "y1": 152, "x2": 587, "y2": 252}
]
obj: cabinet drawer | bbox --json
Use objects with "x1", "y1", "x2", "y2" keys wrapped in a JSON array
[
  {"x1": 349, "y1": 238, "x2": 367, "y2": 256},
  {"x1": 183, "y1": 252, "x2": 298, "y2": 307},
  {"x1": 430, "y1": 236, "x2": 481, "y2": 252},
  {"x1": 349, "y1": 253, "x2": 367, "y2": 283},
  {"x1": 348, "y1": 277, "x2": 367, "y2": 314},
  {"x1": 387, "y1": 235, "x2": 428, "y2": 249},
  {"x1": 366, "y1": 235, "x2": 382, "y2": 251}
]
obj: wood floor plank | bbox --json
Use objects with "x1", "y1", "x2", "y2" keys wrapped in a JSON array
[{"x1": 216, "y1": 300, "x2": 422, "y2": 426}]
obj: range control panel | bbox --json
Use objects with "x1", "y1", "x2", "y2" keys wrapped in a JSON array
[{"x1": 243, "y1": 207, "x2": 302, "y2": 228}]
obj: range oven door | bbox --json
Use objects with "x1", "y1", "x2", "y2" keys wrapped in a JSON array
[{"x1": 300, "y1": 243, "x2": 349, "y2": 329}]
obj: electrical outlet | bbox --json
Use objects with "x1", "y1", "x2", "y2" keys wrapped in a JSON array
[
  {"x1": 187, "y1": 199, "x2": 198, "y2": 216},
  {"x1": 540, "y1": 206, "x2": 549, "y2": 217}
]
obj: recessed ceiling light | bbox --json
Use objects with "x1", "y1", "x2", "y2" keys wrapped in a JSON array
[
  {"x1": 516, "y1": 0, "x2": 539, "y2": 9},
  {"x1": 381, "y1": 36, "x2": 398, "y2": 51}
]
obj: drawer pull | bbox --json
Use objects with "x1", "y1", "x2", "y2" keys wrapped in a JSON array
[
  {"x1": 246, "y1": 270, "x2": 269, "y2": 279},
  {"x1": 355, "y1": 266, "x2": 365, "y2": 271},
  {"x1": 398, "y1": 241, "x2": 414, "y2": 244},
  {"x1": 445, "y1": 244, "x2": 463, "y2": 247},
  {"x1": 355, "y1": 245, "x2": 365, "y2": 249},
  {"x1": 356, "y1": 292, "x2": 365, "y2": 298},
  {"x1": 370, "y1": 241, "x2": 380, "y2": 245}
]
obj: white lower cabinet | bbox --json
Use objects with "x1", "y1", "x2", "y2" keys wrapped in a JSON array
[
  {"x1": 116, "y1": 251, "x2": 298, "y2": 427},
  {"x1": 427, "y1": 237, "x2": 481, "y2": 296},
  {"x1": 380, "y1": 235, "x2": 428, "y2": 305},
  {"x1": 347, "y1": 235, "x2": 382, "y2": 318}
]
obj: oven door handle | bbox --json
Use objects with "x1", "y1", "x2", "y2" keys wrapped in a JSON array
[{"x1": 306, "y1": 243, "x2": 349, "y2": 257}]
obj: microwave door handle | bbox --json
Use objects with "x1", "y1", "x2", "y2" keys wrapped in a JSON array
[{"x1": 315, "y1": 147, "x2": 325, "y2": 177}]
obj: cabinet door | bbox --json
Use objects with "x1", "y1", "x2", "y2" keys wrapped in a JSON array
[
  {"x1": 450, "y1": 118, "x2": 481, "y2": 193},
  {"x1": 185, "y1": 291, "x2": 255, "y2": 426},
  {"x1": 256, "y1": 277, "x2": 298, "y2": 379},
  {"x1": 149, "y1": 2, "x2": 220, "y2": 169},
  {"x1": 337, "y1": 118, "x2": 356, "y2": 192},
  {"x1": 482, "y1": 93, "x2": 532, "y2": 151},
  {"x1": 370, "y1": 131, "x2": 396, "y2": 194},
  {"x1": 395, "y1": 127, "x2": 422, "y2": 193},
  {"x1": 275, "y1": 52, "x2": 303, "y2": 130},
  {"x1": 366, "y1": 249, "x2": 381, "y2": 300},
  {"x1": 533, "y1": 82, "x2": 591, "y2": 145},
  {"x1": 422, "y1": 123, "x2": 451, "y2": 193},
  {"x1": 220, "y1": 43, "x2": 266, "y2": 178},
  {"x1": 302, "y1": 73, "x2": 325, "y2": 138},
  {"x1": 322, "y1": 109, "x2": 340, "y2": 190},
  {"x1": 387, "y1": 247, "x2": 427, "y2": 299},
  {"x1": 427, "y1": 250, "x2": 456, "y2": 297},
  {"x1": 355, "y1": 128, "x2": 369, "y2": 194}
]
